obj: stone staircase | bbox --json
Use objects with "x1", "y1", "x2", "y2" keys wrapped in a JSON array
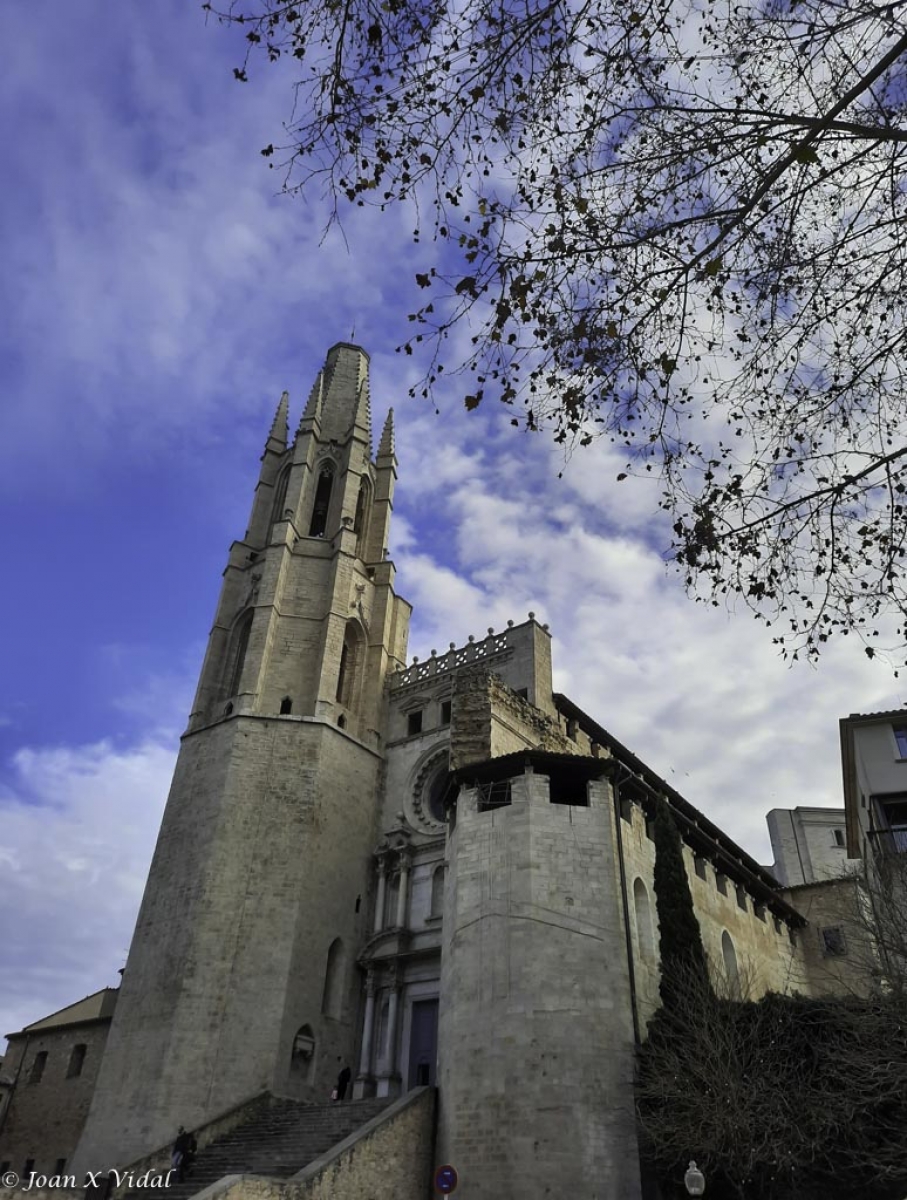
[{"x1": 122, "y1": 1097, "x2": 391, "y2": 1200}]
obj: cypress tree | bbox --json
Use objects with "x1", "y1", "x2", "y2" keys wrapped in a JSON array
[{"x1": 651, "y1": 794, "x2": 709, "y2": 1008}]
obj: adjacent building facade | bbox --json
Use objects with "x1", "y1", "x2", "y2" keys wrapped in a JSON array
[
  {"x1": 0, "y1": 990, "x2": 117, "y2": 1181},
  {"x1": 2, "y1": 346, "x2": 896, "y2": 1197},
  {"x1": 766, "y1": 806, "x2": 852, "y2": 886},
  {"x1": 841, "y1": 709, "x2": 907, "y2": 863}
]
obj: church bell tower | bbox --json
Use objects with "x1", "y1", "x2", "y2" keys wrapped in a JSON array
[{"x1": 71, "y1": 345, "x2": 411, "y2": 1174}]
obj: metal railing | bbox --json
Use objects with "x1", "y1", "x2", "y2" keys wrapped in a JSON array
[{"x1": 476, "y1": 780, "x2": 513, "y2": 813}]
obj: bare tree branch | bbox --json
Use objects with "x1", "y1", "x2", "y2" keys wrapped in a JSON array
[{"x1": 210, "y1": 0, "x2": 907, "y2": 667}]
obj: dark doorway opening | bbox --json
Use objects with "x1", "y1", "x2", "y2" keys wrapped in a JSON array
[{"x1": 408, "y1": 998, "x2": 439, "y2": 1088}]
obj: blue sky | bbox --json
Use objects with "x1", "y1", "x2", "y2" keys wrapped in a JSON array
[{"x1": 0, "y1": 3, "x2": 904, "y2": 1042}]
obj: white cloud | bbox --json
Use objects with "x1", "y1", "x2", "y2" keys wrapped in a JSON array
[
  {"x1": 392, "y1": 404, "x2": 906, "y2": 867},
  {"x1": 0, "y1": 735, "x2": 173, "y2": 1043}
]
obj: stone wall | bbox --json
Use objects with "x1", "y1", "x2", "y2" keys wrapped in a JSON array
[
  {"x1": 285, "y1": 1086, "x2": 433, "y2": 1200},
  {"x1": 71, "y1": 717, "x2": 382, "y2": 1177},
  {"x1": 449, "y1": 668, "x2": 575, "y2": 770},
  {"x1": 438, "y1": 770, "x2": 641, "y2": 1200},
  {"x1": 172, "y1": 1088, "x2": 434, "y2": 1200},
  {"x1": 619, "y1": 800, "x2": 803, "y2": 1025},
  {"x1": 779, "y1": 877, "x2": 876, "y2": 997}
]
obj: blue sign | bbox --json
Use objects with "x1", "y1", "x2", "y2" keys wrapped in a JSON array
[{"x1": 434, "y1": 1164, "x2": 459, "y2": 1194}]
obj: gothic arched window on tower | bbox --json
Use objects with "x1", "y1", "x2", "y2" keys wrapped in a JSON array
[
  {"x1": 227, "y1": 611, "x2": 254, "y2": 700},
  {"x1": 321, "y1": 938, "x2": 346, "y2": 1019},
  {"x1": 353, "y1": 477, "x2": 371, "y2": 557},
  {"x1": 270, "y1": 464, "x2": 292, "y2": 529},
  {"x1": 308, "y1": 464, "x2": 335, "y2": 537},
  {"x1": 336, "y1": 622, "x2": 363, "y2": 711}
]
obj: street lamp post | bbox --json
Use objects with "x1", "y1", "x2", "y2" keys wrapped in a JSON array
[{"x1": 684, "y1": 1160, "x2": 706, "y2": 1196}]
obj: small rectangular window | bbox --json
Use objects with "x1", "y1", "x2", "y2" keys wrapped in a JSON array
[
  {"x1": 833, "y1": 828, "x2": 846, "y2": 847},
  {"x1": 735, "y1": 885, "x2": 748, "y2": 912},
  {"x1": 620, "y1": 798, "x2": 633, "y2": 824},
  {"x1": 894, "y1": 727, "x2": 907, "y2": 757},
  {"x1": 549, "y1": 775, "x2": 588, "y2": 806},
  {"x1": 645, "y1": 818, "x2": 655, "y2": 842},
  {"x1": 55, "y1": 1160, "x2": 67, "y2": 1175},
  {"x1": 29, "y1": 1051, "x2": 47, "y2": 1084},
  {"x1": 407, "y1": 711, "x2": 423, "y2": 736},
  {"x1": 773, "y1": 916, "x2": 784, "y2": 935},
  {"x1": 694, "y1": 856, "x2": 708, "y2": 881},
  {"x1": 754, "y1": 903, "x2": 767, "y2": 922},
  {"x1": 440, "y1": 700, "x2": 452, "y2": 726},
  {"x1": 821, "y1": 926, "x2": 846, "y2": 956},
  {"x1": 23, "y1": 1160, "x2": 35, "y2": 1179},
  {"x1": 716, "y1": 873, "x2": 728, "y2": 896}
]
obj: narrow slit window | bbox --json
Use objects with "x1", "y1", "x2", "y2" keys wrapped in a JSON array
[
  {"x1": 353, "y1": 477, "x2": 371, "y2": 557},
  {"x1": 430, "y1": 865, "x2": 445, "y2": 917}
]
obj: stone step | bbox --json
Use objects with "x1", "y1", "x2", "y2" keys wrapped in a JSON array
[{"x1": 121, "y1": 1099, "x2": 391, "y2": 1200}]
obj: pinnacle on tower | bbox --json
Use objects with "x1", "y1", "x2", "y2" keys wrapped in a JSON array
[
  {"x1": 378, "y1": 408, "x2": 395, "y2": 461},
  {"x1": 261, "y1": 390, "x2": 290, "y2": 458},
  {"x1": 266, "y1": 390, "x2": 290, "y2": 451},
  {"x1": 298, "y1": 370, "x2": 324, "y2": 433}
]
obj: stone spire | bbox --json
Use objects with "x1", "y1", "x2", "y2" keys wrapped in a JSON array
[
  {"x1": 377, "y1": 408, "x2": 395, "y2": 462},
  {"x1": 304, "y1": 343, "x2": 369, "y2": 443},
  {"x1": 368, "y1": 407, "x2": 398, "y2": 562},
  {"x1": 265, "y1": 391, "x2": 289, "y2": 453}
]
